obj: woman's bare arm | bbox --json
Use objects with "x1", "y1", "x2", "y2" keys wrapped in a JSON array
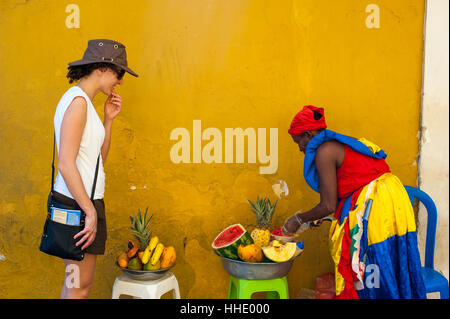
[{"x1": 57, "y1": 96, "x2": 97, "y2": 249}]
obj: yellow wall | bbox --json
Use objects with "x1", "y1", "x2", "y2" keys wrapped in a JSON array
[{"x1": 0, "y1": 0, "x2": 424, "y2": 298}]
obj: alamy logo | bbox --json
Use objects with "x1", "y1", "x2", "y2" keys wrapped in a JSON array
[
  {"x1": 65, "y1": 264, "x2": 80, "y2": 289},
  {"x1": 65, "y1": 4, "x2": 80, "y2": 29},
  {"x1": 364, "y1": 264, "x2": 380, "y2": 289},
  {"x1": 366, "y1": 4, "x2": 381, "y2": 29},
  {"x1": 170, "y1": 120, "x2": 278, "y2": 174},
  {"x1": 356, "y1": 263, "x2": 381, "y2": 291}
]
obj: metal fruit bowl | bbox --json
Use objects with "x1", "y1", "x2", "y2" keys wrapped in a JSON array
[
  {"x1": 214, "y1": 251, "x2": 302, "y2": 280},
  {"x1": 115, "y1": 262, "x2": 175, "y2": 281}
]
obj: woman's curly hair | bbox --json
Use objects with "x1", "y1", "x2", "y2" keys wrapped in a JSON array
[{"x1": 66, "y1": 62, "x2": 113, "y2": 83}]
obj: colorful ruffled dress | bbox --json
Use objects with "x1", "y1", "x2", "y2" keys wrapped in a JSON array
[{"x1": 303, "y1": 130, "x2": 426, "y2": 299}]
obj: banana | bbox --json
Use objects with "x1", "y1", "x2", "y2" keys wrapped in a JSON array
[
  {"x1": 148, "y1": 236, "x2": 159, "y2": 255},
  {"x1": 142, "y1": 236, "x2": 159, "y2": 265},
  {"x1": 141, "y1": 246, "x2": 151, "y2": 265},
  {"x1": 150, "y1": 243, "x2": 164, "y2": 265}
]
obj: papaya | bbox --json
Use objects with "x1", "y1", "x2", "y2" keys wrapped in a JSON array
[
  {"x1": 160, "y1": 246, "x2": 176, "y2": 269},
  {"x1": 237, "y1": 244, "x2": 263, "y2": 263},
  {"x1": 117, "y1": 252, "x2": 129, "y2": 268},
  {"x1": 127, "y1": 240, "x2": 139, "y2": 259}
]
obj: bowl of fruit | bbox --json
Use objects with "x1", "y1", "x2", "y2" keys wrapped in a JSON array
[
  {"x1": 116, "y1": 208, "x2": 177, "y2": 281},
  {"x1": 212, "y1": 223, "x2": 304, "y2": 280},
  {"x1": 116, "y1": 238, "x2": 177, "y2": 281}
]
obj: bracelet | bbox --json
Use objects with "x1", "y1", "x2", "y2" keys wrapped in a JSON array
[{"x1": 294, "y1": 214, "x2": 303, "y2": 226}]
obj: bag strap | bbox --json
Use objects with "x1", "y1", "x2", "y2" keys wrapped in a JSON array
[
  {"x1": 90, "y1": 156, "x2": 100, "y2": 201},
  {"x1": 51, "y1": 134, "x2": 56, "y2": 194},
  {"x1": 52, "y1": 133, "x2": 100, "y2": 202}
]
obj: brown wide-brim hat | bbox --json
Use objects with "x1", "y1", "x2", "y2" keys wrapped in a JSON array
[{"x1": 68, "y1": 39, "x2": 138, "y2": 77}]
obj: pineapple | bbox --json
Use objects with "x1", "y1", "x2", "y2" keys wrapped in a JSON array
[
  {"x1": 248, "y1": 196, "x2": 278, "y2": 248},
  {"x1": 129, "y1": 207, "x2": 153, "y2": 250}
]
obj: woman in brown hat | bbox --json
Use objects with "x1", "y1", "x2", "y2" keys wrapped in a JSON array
[{"x1": 52, "y1": 39, "x2": 138, "y2": 298}]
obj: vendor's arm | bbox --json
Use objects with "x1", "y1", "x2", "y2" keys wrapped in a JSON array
[{"x1": 284, "y1": 141, "x2": 344, "y2": 233}]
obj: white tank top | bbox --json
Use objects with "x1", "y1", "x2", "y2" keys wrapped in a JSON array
[{"x1": 53, "y1": 86, "x2": 105, "y2": 200}]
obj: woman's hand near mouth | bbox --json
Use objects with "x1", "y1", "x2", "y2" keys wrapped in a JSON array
[{"x1": 104, "y1": 89, "x2": 122, "y2": 121}]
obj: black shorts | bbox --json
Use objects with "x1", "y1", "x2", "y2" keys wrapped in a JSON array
[{"x1": 48, "y1": 191, "x2": 107, "y2": 255}]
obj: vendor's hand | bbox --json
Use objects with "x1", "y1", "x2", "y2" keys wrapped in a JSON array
[
  {"x1": 310, "y1": 217, "x2": 334, "y2": 228},
  {"x1": 74, "y1": 208, "x2": 97, "y2": 250},
  {"x1": 310, "y1": 219, "x2": 323, "y2": 228},
  {"x1": 282, "y1": 214, "x2": 302, "y2": 235}
]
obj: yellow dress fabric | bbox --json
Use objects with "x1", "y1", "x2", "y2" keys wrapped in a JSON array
[{"x1": 329, "y1": 173, "x2": 418, "y2": 296}]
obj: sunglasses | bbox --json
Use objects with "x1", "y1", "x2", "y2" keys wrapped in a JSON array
[{"x1": 109, "y1": 66, "x2": 125, "y2": 80}]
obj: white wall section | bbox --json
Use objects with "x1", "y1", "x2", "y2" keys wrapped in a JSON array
[{"x1": 419, "y1": 0, "x2": 449, "y2": 290}]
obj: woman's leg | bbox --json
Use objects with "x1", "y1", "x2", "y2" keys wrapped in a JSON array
[{"x1": 60, "y1": 253, "x2": 97, "y2": 299}]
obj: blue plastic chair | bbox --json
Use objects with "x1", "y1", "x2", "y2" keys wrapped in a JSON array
[{"x1": 404, "y1": 186, "x2": 449, "y2": 299}]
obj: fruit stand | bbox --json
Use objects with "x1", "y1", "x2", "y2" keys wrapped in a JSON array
[
  {"x1": 212, "y1": 197, "x2": 304, "y2": 281},
  {"x1": 116, "y1": 208, "x2": 177, "y2": 280}
]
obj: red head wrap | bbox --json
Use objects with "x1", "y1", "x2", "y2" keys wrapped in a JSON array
[{"x1": 288, "y1": 105, "x2": 327, "y2": 136}]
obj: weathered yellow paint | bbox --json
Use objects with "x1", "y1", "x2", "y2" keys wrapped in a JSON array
[{"x1": 0, "y1": 0, "x2": 425, "y2": 298}]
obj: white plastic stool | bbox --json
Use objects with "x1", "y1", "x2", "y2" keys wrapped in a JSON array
[{"x1": 112, "y1": 272, "x2": 181, "y2": 299}]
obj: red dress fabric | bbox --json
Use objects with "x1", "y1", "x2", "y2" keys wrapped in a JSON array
[
  {"x1": 336, "y1": 145, "x2": 391, "y2": 199},
  {"x1": 334, "y1": 144, "x2": 391, "y2": 298}
]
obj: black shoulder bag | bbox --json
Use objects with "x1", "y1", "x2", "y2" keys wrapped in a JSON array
[{"x1": 39, "y1": 135, "x2": 100, "y2": 261}]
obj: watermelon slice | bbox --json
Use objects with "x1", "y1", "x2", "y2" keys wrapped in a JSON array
[{"x1": 212, "y1": 224, "x2": 253, "y2": 260}]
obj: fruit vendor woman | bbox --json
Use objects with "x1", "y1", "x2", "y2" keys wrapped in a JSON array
[{"x1": 282, "y1": 105, "x2": 426, "y2": 299}]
